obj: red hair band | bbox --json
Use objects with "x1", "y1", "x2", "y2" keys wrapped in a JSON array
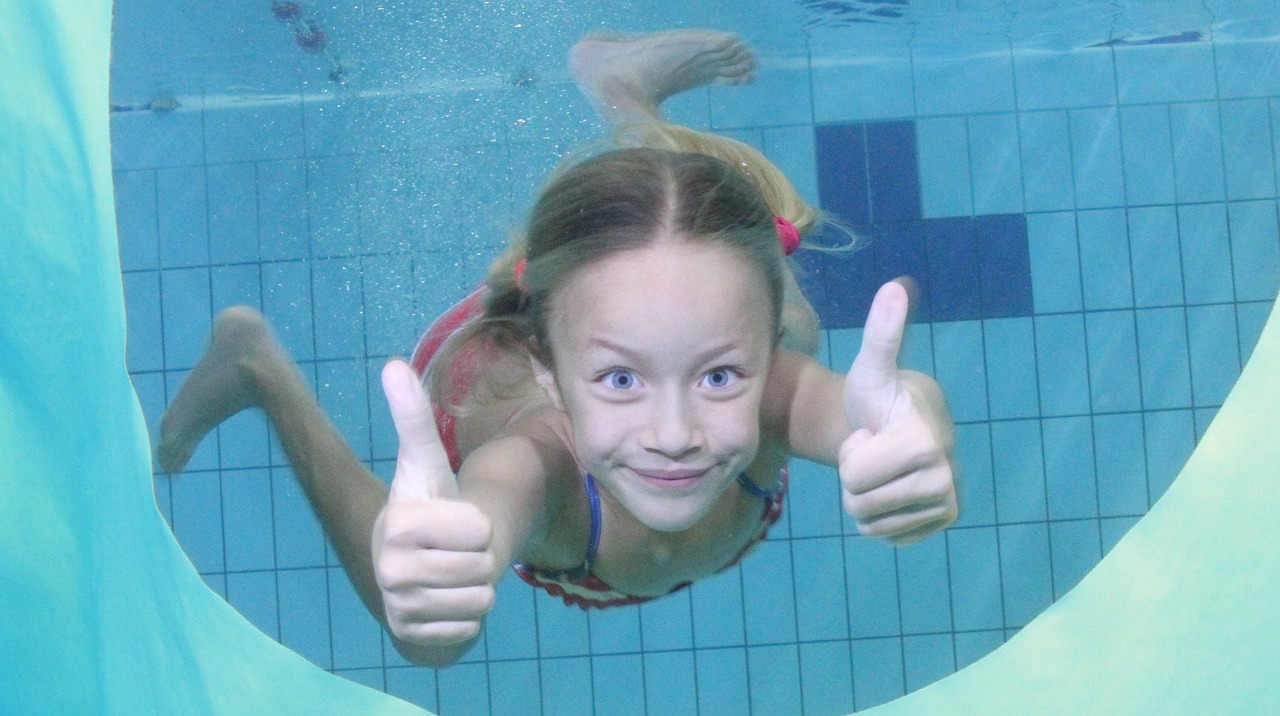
[{"x1": 774, "y1": 216, "x2": 800, "y2": 256}]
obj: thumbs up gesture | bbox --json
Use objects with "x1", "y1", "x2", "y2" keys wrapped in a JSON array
[
  {"x1": 840, "y1": 280, "x2": 958, "y2": 545},
  {"x1": 372, "y1": 360, "x2": 496, "y2": 649}
]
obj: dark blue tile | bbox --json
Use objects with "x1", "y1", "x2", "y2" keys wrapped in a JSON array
[
  {"x1": 816, "y1": 123, "x2": 871, "y2": 226},
  {"x1": 866, "y1": 121, "x2": 922, "y2": 222},
  {"x1": 976, "y1": 214, "x2": 1033, "y2": 318},
  {"x1": 925, "y1": 217, "x2": 982, "y2": 322},
  {"x1": 814, "y1": 242, "x2": 878, "y2": 330},
  {"x1": 870, "y1": 221, "x2": 932, "y2": 323}
]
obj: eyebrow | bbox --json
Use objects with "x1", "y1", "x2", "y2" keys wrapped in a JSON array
[{"x1": 585, "y1": 336, "x2": 751, "y2": 367}]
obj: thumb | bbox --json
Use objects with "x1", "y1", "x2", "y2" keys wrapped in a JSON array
[
  {"x1": 845, "y1": 280, "x2": 909, "y2": 428},
  {"x1": 382, "y1": 359, "x2": 458, "y2": 502}
]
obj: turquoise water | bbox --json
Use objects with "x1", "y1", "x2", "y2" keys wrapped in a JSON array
[{"x1": 109, "y1": 2, "x2": 1280, "y2": 714}]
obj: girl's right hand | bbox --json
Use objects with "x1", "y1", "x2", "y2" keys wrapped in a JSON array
[{"x1": 372, "y1": 360, "x2": 496, "y2": 648}]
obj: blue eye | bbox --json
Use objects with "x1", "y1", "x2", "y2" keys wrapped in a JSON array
[
  {"x1": 701, "y1": 368, "x2": 738, "y2": 389},
  {"x1": 603, "y1": 370, "x2": 639, "y2": 390}
]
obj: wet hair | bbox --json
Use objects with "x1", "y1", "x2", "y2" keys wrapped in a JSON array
[{"x1": 428, "y1": 126, "x2": 823, "y2": 407}]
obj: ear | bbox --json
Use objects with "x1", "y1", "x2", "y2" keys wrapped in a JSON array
[{"x1": 530, "y1": 353, "x2": 564, "y2": 412}]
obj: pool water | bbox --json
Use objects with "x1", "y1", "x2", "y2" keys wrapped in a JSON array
[{"x1": 109, "y1": 2, "x2": 1280, "y2": 714}]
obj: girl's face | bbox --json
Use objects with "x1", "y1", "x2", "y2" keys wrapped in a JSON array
[{"x1": 535, "y1": 240, "x2": 776, "y2": 533}]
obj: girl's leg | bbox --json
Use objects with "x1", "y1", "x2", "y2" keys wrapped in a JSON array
[{"x1": 157, "y1": 306, "x2": 389, "y2": 622}]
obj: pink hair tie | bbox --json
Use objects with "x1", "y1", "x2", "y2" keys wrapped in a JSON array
[
  {"x1": 513, "y1": 258, "x2": 528, "y2": 292},
  {"x1": 774, "y1": 216, "x2": 801, "y2": 256}
]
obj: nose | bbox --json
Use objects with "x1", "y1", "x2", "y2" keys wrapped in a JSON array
[{"x1": 642, "y1": 390, "x2": 704, "y2": 459}]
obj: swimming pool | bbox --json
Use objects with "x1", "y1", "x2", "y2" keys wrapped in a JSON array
[{"x1": 107, "y1": 1, "x2": 1280, "y2": 713}]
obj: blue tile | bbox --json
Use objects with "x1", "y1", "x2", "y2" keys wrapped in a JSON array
[
  {"x1": 1026, "y1": 212, "x2": 1083, "y2": 314},
  {"x1": 361, "y1": 255, "x2": 418, "y2": 357},
  {"x1": 109, "y1": 107, "x2": 204, "y2": 171},
  {"x1": 1170, "y1": 103, "x2": 1226, "y2": 203},
  {"x1": 997, "y1": 523, "x2": 1053, "y2": 628},
  {"x1": 747, "y1": 645, "x2": 802, "y2": 714},
  {"x1": 1094, "y1": 413, "x2": 1150, "y2": 517},
  {"x1": 437, "y1": 662, "x2": 489, "y2": 716},
  {"x1": 485, "y1": 576, "x2": 539, "y2": 660},
  {"x1": 257, "y1": 159, "x2": 310, "y2": 261},
  {"x1": 954, "y1": 630, "x2": 1004, "y2": 669},
  {"x1": 691, "y1": 568, "x2": 745, "y2": 648},
  {"x1": 787, "y1": 459, "x2": 842, "y2": 538},
  {"x1": 114, "y1": 170, "x2": 159, "y2": 271},
  {"x1": 588, "y1": 604, "x2": 641, "y2": 655},
  {"x1": 1178, "y1": 203, "x2": 1235, "y2": 305},
  {"x1": 260, "y1": 261, "x2": 315, "y2": 362},
  {"x1": 590, "y1": 655, "x2": 645, "y2": 716},
  {"x1": 991, "y1": 420, "x2": 1047, "y2": 523},
  {"x1": 810, "y1": 243, "x2": 879, "y2": 329},
  {"x1": 1238, "y1": 300, "x2": 1277, "y2": 366},
  {"x1": 844, "y1": 536, "x2": 900, "y2": 638},
  {"x1": 1128, "y1": 206, "x2": 1184, "y2": 308},
  {"x1": 123, "y1": 271, "x2": 164, "y2": 373},
  {"x1": 534, "y1": 589, "x2": 590, "y2": 658},
  {"x1": 710, "y1": 65, "x2": 812, "y2": 129},
  {"x1": 303, "y1": 96, "x2": 365, "y2": 159},
  {"x1": 800, "y1": 641, "x2": 854, "y2": 713},
  {"x1": 1034, "y1": 314, "x2": 1091, "y2": 417},
  {"x1": 1042, "y1": 416, "x2": 1098, "y2": 521},
  {"x1": 871, "y1": 222, "x2": 931, "y2": 320},
  {"x1": 967, "y1": 114, "x2": 1025, "y2": 216},
  {"x1": 924, "y1": 218, "x2": 982, "y2": 322},
  {"x1": 812, "y1": 56, "x2": 915, "y2": 123},
  {"x1": 948, "y1": 528, "x2": 1004, "y2": 631},
  {"x1": 915, "y1": 52, "x2": 1016, "y2": 116},
  {"x1": 540, "y1": 658, "x2": 593, "y2": 716},
  {"x1": 1014, "y1": 47, "x2": 1116, "y2": 110},
  {"x1": 953, "y1": 424, "x2": 996, "y2": 528},
  {"x1": 329, "y1": 567, "x2": 384, "y2": 670},
  {"x1": 206, "y1": 163, "x2": 259, "y2": 265},
  {"x1": 1119, "y1": 105, "x2": 1176, "y2": 206},
  {"x1": 1048, "y1": 520, "x2": 1101, "y2": 599},
  {"x1": 1135, "y1": 307, "x2": 1193, "y2": 410},
  {"x1": 764, "y1": 126, "x2": 821, "y2": 208},
  {"x1": 160, "y1": 268, "x2": 212, "y2": 369},
  {"x1": 900, "y1": 323, "x2": 935, "y2": 374},
  {"x1": 311, "y1": 257, "x2": 365, "y2": 360},
  {"x1": 1220, "y1": 100, "x2": 1277, "y2": 200},
  {"x1": 1085, "y1": 311, "x2": 1142, "y2": 413},
  {"x1": 916, "y1": 117, "x2": 973, "y2": 218},
  {"x1": 1114, "y1": 42, "x2": 1216, "y2": 104},
  {"x1": 1214, "y1": 39, "x2": 1280, "y2": 99},
  {"x1": 203, "y1": 100, "x2": 305, "y2": 164},
  {"x1": 272, "y1": 466, "x2": 328, "y2": 568},
  {"x1": 169, "y1": 472, "x2": 224, "y2": 573},
  {"x1": 793, "y1": 537, "x2": 850, "y2": 641},
  {"x1": 1230, "y1": 200, "x2": 1280, "y2": 301},
  {"x1": 931, "y1": 321, "x2": 988, "y2": 423},
  {"x1": 696, "y1": 648, "x2": 750, "y2": 715},
  {"x1": 307, "y1": 155, "x2": 362, "y2": 257},
  {"x1": 984, "y1": 318, "x2": 1040, "y2": 420},
  {"x1": 1187, "y1": 303, "x2": 1241, "y2": 406},
  {"x1": 316, "y1": 360, "x2": 372, "y2": 461},
  {"x1": 639, "y1": 589, "x2": 694, "y2": 651},
  {"x1": 1077, "y1": 209, "x2": 1133, "y2": 311},
  {"x1": 643, "y1": 651, "x2": 698, "y2": 715},
  {"x1": 221, "y1": 468, "x2": 274, "y2": 571},
  {"x1": 902, "y1": 634, "x2": 955, "y2": 692},
  {"x1": 225, "y1": 570, "x2": 280, "y2": 640},
  {"x1": 385, "y1": 666, "x2": 437, "y2": 712},
  {"x1": 1193, "y1": 406, "x2": 1220, "y2": 442},
  {"x1": 975, "y1": 215, "x2": 1033, "y2": 318},
  {"x1": 277, "y1": 568, "x2": 332, "y2": 669},
  {"x1": 1100, "y1": 515, "x2": 1141, "y2": 554},
  {"x1": 816, "y1": 123, "x2": 871, "y2": 226},
  {"x1": 866, "y1": 121, "x2": 922, "y2": 223},
  {"x1": 1144, "y1": 409, "x2": 1196, "y2": 503},
  {"x1": 1068, "y1": 107, "x2": 1126, "y2": 210},
  {"x1": 742, "y1": 543, "x2": 788, "y2": 645},
  {"x1": 156, "y1": 166, "x2": 209, "y2": 268},
  {"x1": 851, "y1": 637, "x2": 905, "y2": 710},
  {"x1": 486, "y1": 660, "x2": 536, "y2": 716},
  {"x1": 1019, "y1": 111, "x2": 1075, "y2": 212},
  {"x1": 896, "y1": 539, "x2": 951, "y2": 635}
]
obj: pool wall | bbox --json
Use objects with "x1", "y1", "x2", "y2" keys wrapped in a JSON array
[{"x1": 110, "y1": 12, "x2": 1280, "y2": 715}]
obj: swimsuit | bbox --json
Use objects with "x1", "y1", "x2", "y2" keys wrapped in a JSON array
[{"x1": 410, "y1": 286, "x2": 790, "y2": 610}]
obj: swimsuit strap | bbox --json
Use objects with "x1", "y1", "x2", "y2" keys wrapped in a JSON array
[
  {"x1": 582, "y1": 473, "x2": 603, "y2": 573},
  {"x1": 736, "y1": 471, "x2": 785, "y2": 502}
]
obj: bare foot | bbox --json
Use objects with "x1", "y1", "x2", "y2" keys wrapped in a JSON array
[
  {"x1": 156, "y1": 306, "x2": 285, "y2": 473},
  {"x1": 569, "y1": 30, "x2": 757, "y2": 124}
]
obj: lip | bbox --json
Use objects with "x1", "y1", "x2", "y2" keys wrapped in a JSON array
[{"x1": 631, "y1": 467, "x2": 710, "y2": 489}]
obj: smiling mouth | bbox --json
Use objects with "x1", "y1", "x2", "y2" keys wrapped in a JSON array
[{"x1": 632, "y1": 468, "x2": 710, "y2": 489}]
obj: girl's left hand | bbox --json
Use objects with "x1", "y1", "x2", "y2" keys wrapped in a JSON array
[{"x1": 839, "y1": 280, "x2": 958, "y2": 546}]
